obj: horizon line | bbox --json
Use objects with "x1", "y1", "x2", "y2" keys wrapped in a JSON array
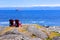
[{"x1": 0, "y1": 4, "x2": 60, "y2": 7}]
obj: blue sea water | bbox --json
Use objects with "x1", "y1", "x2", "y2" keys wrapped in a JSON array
[{"x1": 0, "y1": 10, "x2": 60, "y2": 26}]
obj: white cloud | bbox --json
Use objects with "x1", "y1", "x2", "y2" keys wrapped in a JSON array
[
  {"x1": 0, "y1": 4, "x2": 60, "y2": 7},
  {"x1": 32, "y1": 4, "x2": 60, "y2": 7},
  {"x1": 0, "y1": 5, "x2": 33, "y2": 7}
]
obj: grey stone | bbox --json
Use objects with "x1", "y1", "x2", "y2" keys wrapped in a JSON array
[{"x1": 52, "y1": 36, "x2": 60, "y2": 40}]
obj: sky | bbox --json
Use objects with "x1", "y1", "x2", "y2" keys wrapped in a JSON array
[{"x1": 0, "y1": 0, "x2": 60, "y2": 7}]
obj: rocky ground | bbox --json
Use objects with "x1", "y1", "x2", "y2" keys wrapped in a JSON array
[
  {"x1": 0, "y1": 27, "x2": 42, "y2": 40},
  {"x1": 0, "y1": 26, "x2": 60, "y2": 40},
  {"x1": 0, "y1": 32, "x2": 42, "y2": 40}
]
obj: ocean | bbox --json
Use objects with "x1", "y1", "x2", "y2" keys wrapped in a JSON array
[{"x1": 0, "y1": 10, "x2": 60, "y2": 26}]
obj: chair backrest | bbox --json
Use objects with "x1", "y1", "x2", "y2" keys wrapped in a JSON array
[
  {"x1": 15, "y1": 19, "x2": 19, "y2": 27},
  {"x1": 9, "y1": 19, "x2": 22, "y2": 27},
  {"x1": 9, "y1": 19, "x2": 14, "y2": 27}
]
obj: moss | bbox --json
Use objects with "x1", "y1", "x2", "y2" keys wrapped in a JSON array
[
  {"x1": 49, "y1": 31, "x2": 60, "y2": 39},
  {"x1": 46, "y1": 37, "x2": 52, "y2": 40}
]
